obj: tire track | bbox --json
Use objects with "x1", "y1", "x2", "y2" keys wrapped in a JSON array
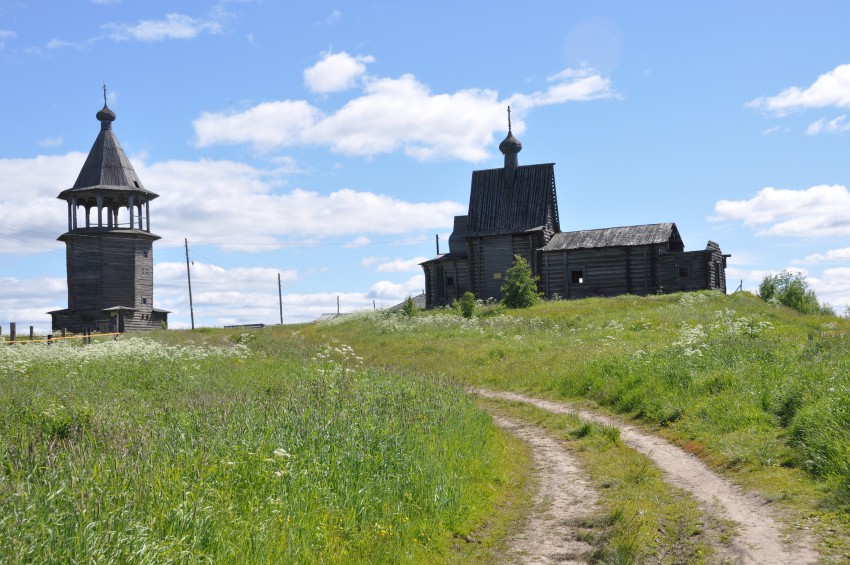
[
  {"x1": 491, "y1": 415, "x2": 599, "y2": 564},
  {"x1": 477, "y1": 389, "x2": 818, "y2": 565}
]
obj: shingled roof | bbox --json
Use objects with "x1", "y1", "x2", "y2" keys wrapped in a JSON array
[
  {"x1": 58, "y1": 102, "x2": 157, "y2": 200},
  {"x1": 466, "y1": 164, "x2": 559, "y2": 237},
  {"x1": 542, "y1": 222, "x2": 684, "y2": 252}
]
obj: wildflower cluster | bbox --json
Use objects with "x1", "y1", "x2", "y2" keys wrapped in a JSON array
[
  {"x1": 671, "y1": 308, "x2": 774, "y2": 356},
  {"x1": 0, "y1": 337, "x2": 250, "y2": 377},
  {"x1": 337, "y1": 309, "x2": 560, "y2": 339},
  {"x1": 310, "y1": 342, "x2": 364, "y2": 377}
]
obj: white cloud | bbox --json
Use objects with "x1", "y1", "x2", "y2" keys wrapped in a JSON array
[
  {"x1": 304, "y1": 51, "x2": 375, "y2": 93},
  {"x1": 141, "y1": 159, "x2": 465, "y2": 244},
  {"x1": 0, "y1": 261, "x2": 424, "y2": 331},
  {"x1": 194, "y1": 66, "x2": 615, "y2": 161},
  {"x1": 0, "y1": 153, "x2": 87, "y2": 255},
  {"x1": 509, "y1": 73, "x2": 615, "y2": 112},
  {"x1": 0, "y1": 276, "x2": 66, "y2": 333},
  {"x1": 0, "y1": 29, "x2": 15, "y2": 49},
  {"x1": 366, "y1": 275, "x2": 424, "y2": 299},
  {"x1": 809, "y1": 267, "x2": 850, "y2": 311},
  {"x1": 0, "y1": 153, "x2": 464, "y2": 254},
  {"x1": 104, "y1": 13, "x2": 223, "y2": 42},
  {"x1": 712, "y1": 184, "x2": 850, "y2": 237},
  {"x1": 38, "y1": 136, "x2": 64, "y2": 148},
  {"x1": 747, "y1": 63, "x2": 850, "y2": 116},
  {"x1": 193, "y1": 100, "x2": 321, "y2": 151},
  {"x1": 375, "y1": 257, "x2": 428, "y2": 272},
  {"x1": 46, "y1": 38, "x2": 84, "y2": 50},
  {"x1": 794, "y1": 246, "x2": 850, "y2": 265},
  {"x1": 155, "y1": 261, "x2": 422, "y2": 326},
  {"x1": 806, "y1": 114, "x2": 850, "y2": 135}
]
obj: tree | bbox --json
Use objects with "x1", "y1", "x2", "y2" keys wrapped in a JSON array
[
  {"x1": 401, "y1": 295, "x2": 417, "y2": 317},
  {"x1": 758, "y1": 270, "x2": 832, "y2": 315},
  {"x1": 501, "y1": 255, "x2": 541, "y2": 308},
  {"x1": 456, "y1": 291, "x2": 476, "y2": 318}
]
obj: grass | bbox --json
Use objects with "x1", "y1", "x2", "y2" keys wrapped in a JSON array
[
  {"x1": 5, "y1": 289, "x2": 850, "y2": 561},
  {"x1": 292, "y1": 290, "x2": 850, "y2": 560},
  {"x1": 480, "y1": 398, "x2": 720, "y2": 564},
  {"x1": 0, "y1": 334, "x2": 521, "y2": 563}
]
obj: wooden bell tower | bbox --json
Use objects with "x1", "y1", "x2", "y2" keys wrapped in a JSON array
[{"x1": 49, "y1": 87, "x2": 169, "y2": 333}]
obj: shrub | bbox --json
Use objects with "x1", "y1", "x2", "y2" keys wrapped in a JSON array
[
  {"x1": 457, "y1": 292, "x2": 476, "y2": 318},
  {"x1": 401, "y1": 295, "x2": 418, "y2": 317},
  {"x1": 758, "y1": 270, "x2": 832, "y2": 315},
  {"x1": 501, "y1": 255, "x2": 541, "y2": 309}
]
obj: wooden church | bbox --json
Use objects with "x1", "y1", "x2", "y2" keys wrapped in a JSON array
[
  {"x1": 49, "y1": 90, "x2": 169, "y2": 332},
  {"x1": 421, "y1": 112, "x2": 728, "y2": 307}
]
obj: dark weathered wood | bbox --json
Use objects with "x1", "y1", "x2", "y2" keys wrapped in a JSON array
[
  {"x1": 49, "y1": 101, "x2": 169, "y2": 333},
  {"x1": 466, "y1": 164, "x2": 559, "y2": 237},
  {"x1": 421, "y1": 130, "x2": 728, "y2": 308}
]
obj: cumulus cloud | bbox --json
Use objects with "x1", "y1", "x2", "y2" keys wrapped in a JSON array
[
  {"x1": 0, "y1": 152, "x2": 464, "y2": 255},
  {"x1": 104, "y1": 13, "x2": 224, "y2": 41},
  {"x1": 809, "y1": 267, "x2": 850, "y2": 311},
  {"x1": 366, "y1": 275, "x2": 424, "y2": 299},
  {"x1": 0, "y1": 153, "x2": 88, "y2": 255},
  {"x1": 194, "y1": 62, "x2": 615, "y2": 161},
  {"x1": 154, "y1": 261, "x2": 422, "y2": 326},
  {"x1": 140, "y1": 160, "x2": 465, "y2": 245},
  {"x1": 304, "y1": 51, "x2": 375, "y2": 93},
  {"x1": 747, "y1": 63, "x2": 850, "y2": 116},
  {"x1": 806, "y1": 114, "x2": 850, "y2": 135},
  {"x1": 794, "y1": 246, "x2": 850, "y2": 265},
  {"x1": 375, "y1": 257, "x2": 428, "y2": 272},
  {"x1": 712, "y1": 184, "x2": 850, "y2": 237},
  {"x1": 1, "y1": 260, "x2": 424, "y2": 330}
]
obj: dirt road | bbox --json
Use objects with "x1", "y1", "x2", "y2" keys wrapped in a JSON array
[
  {"x1": 491, "y1": 415, "x2": 599, "y2": 564},
  {"x1": 478, "y1": 389, "x2": 818, "y2": 564}
]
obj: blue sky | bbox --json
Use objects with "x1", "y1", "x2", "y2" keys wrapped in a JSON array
[{"x1": 3, "y1": 1, "x2": 850, "y2": 330}]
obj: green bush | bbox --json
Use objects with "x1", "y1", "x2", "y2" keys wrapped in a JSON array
[
  {"x1": 401, "y1": 295, "x2": 417, "y2": 317},
  {"x1": 501, "y1": 255, "x2": 541, "y2": 309},
  {"x1": 758, "y1": 270, "x2": 833, "y2": 315},
  {"x1": 456, "y1": 292, "x2": 476, "y2": 318}
]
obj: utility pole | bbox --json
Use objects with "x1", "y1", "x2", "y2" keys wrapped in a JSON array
[
  {"x1": 436, "y1": 234, "x2": 440, "y2": 255},
  {"x1": 337, "y1": 295, "x2": 340, "y2": 315},
  {"x1": 185, "y1": 238, "x2": 195, "y2": 330},
  {"x1": 278, "y1": 273, "x2": 283, "y2": 325}
]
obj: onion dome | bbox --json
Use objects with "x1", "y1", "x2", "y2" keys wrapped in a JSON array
[
  {"x1": 499, "y1": 129, "x2": 522, "y2": 156},
  {"x1": 96, "y1": 103, "x2": 116, "y2": 124}
]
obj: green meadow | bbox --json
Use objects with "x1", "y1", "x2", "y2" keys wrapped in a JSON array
[
  {"x1": 297, "y1": 290, "x2": 850, "y2": 561},
  {"x1": 3, "y1": 289, "x2": 850, "y2": 562},
  {"x1": 0, "y1": 334, "x2": 518, "y2": 563}
]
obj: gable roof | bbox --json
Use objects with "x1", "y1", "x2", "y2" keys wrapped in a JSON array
[
  {"x1": 542, "y1": 222, "x2": 683, "y2": 251},
  {"x1": 466, "y1": 164, "x2": 559, "y2": 237}
]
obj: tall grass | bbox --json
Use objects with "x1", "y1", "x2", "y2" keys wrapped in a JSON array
[
  {"x1": 300, "y1": 291, "x2": 850, "y2": 510},
  {"x1": 0, "y1": 336, "x2": 507, "y2": 563}
]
